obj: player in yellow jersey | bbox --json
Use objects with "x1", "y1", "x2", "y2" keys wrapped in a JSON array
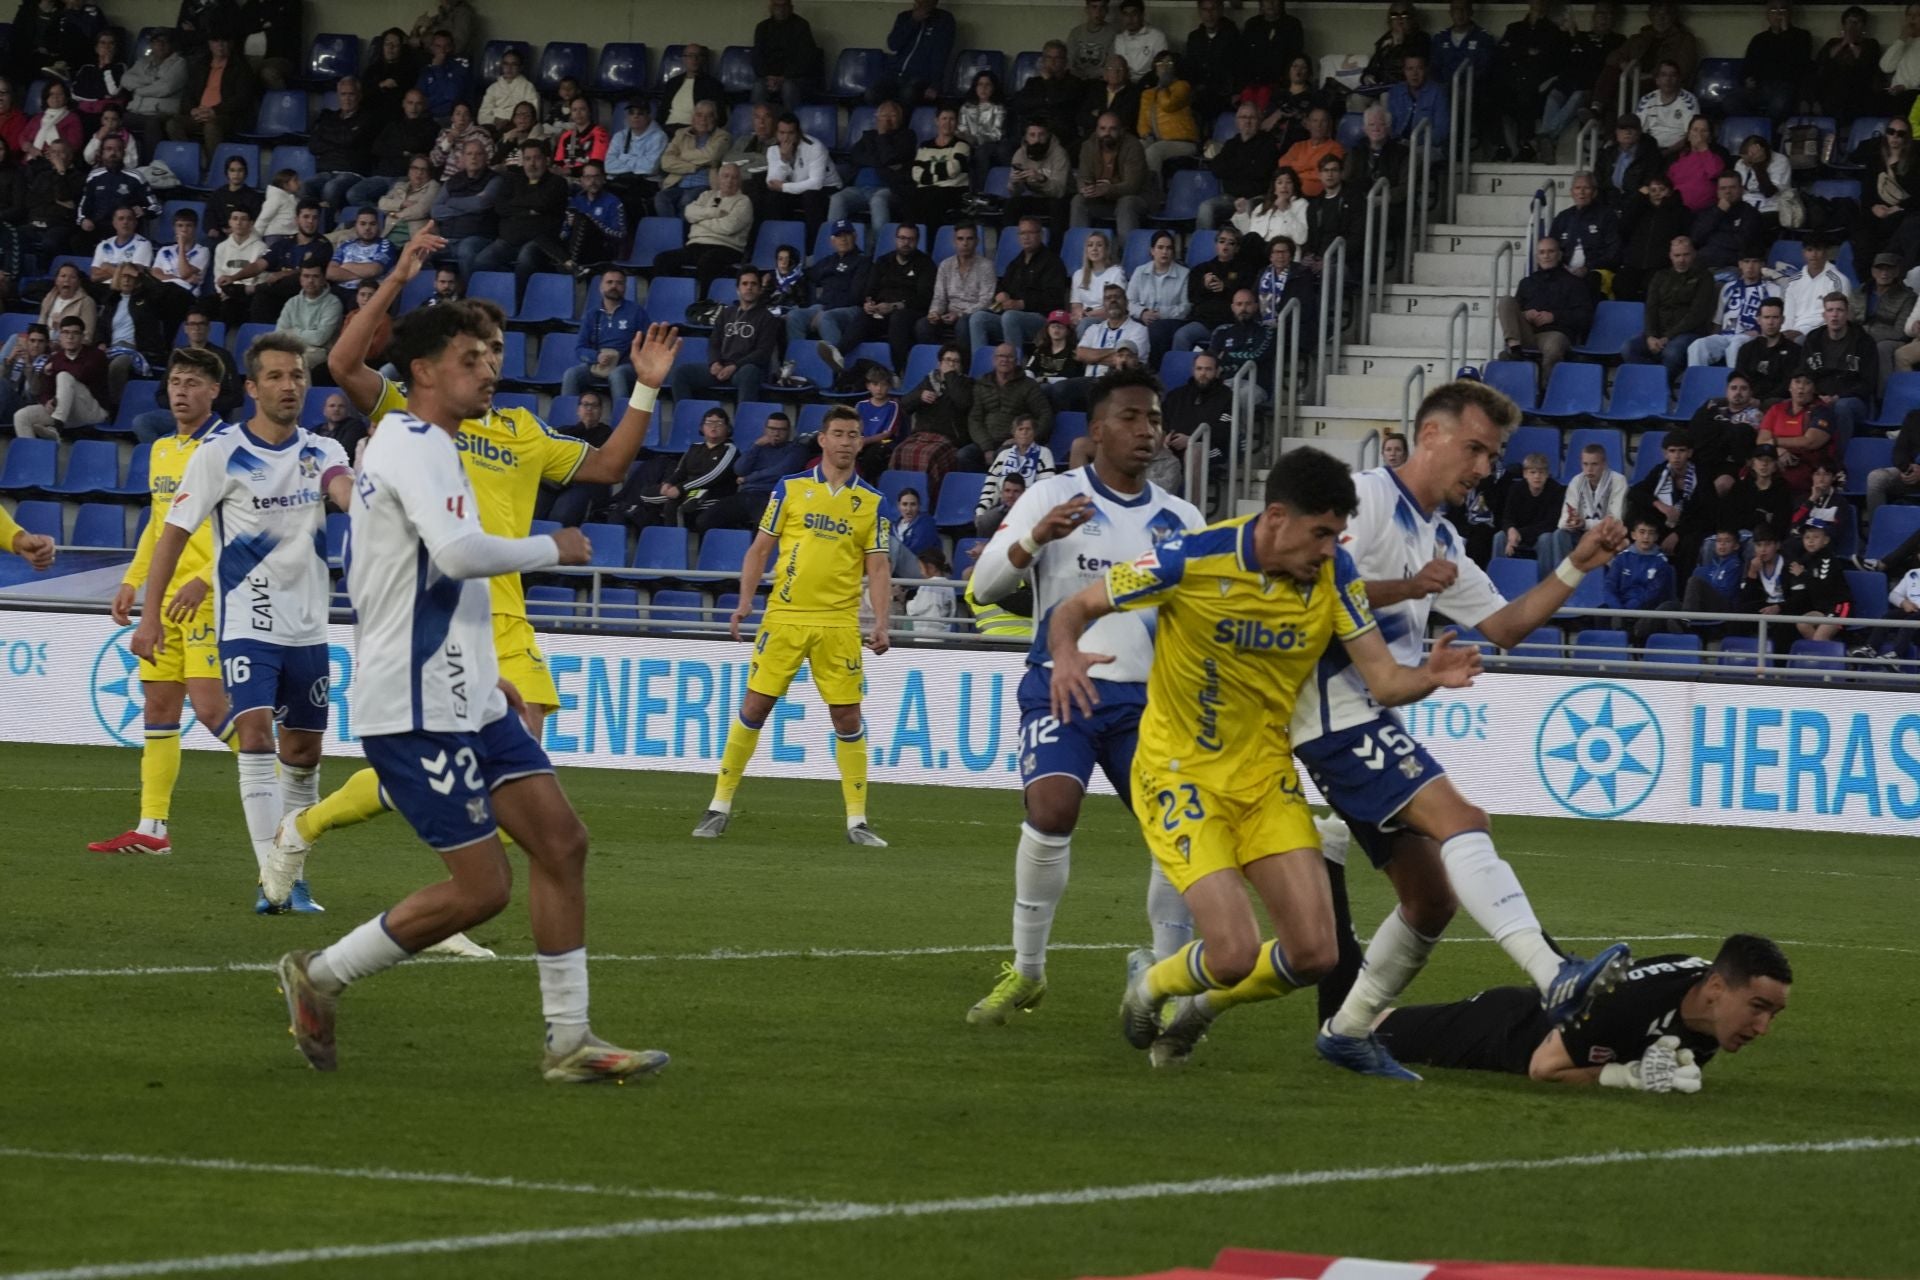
[
  {"x1": 89, "y1": 349, "x2": 240, "y2": 856},
  {"x1": 693, "y1": 406, "x2": 894, "y2": 846},
  {"x1": 1045, "y1": 446, "x2": 1481, "y2": 1069},
  {"x1": 0, "y1": 503, "x2": 55, "y2": 569},
  {"x1": 271, "y1": 229, "x2": 678, "y2": 926}
]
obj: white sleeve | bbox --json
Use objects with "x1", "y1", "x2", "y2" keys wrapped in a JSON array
[
  {"x1": 163, "y1": 442, "x2": 226, "y2": 534},
  {"x1": 388, "y1": 434, "x2": 561, "y2": 580},
  {"x1": 1606, "y1": 471, "x2": 1627, "y2": 520},
  {"x1": 1435, "y1": 550, "x2": 1509, "y2": 629},
  {"x1": 1340, "y1": 471, "x2": 1397, "y2": 573},
  {"x1": 971, "y1": 480, "x2": 1049, "y2": 604},
  {"x1": 315, "y1": 434, "x2": 351, "y2": 480}
]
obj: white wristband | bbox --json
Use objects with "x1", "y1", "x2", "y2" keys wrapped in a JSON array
[
  {"x1": 1017, "y1": 532, "x2": 1042, "y2": 557},
  {"x1": 629, "y1": 383, "x2": 659, "y2": 414},
  {"x1": 1555, "y1": 556, "x2": 1586, "y2": 588}
]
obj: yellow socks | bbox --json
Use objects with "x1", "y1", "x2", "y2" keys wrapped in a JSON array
[
  {"x1": 1143, "y1": 939, "x2": 1304, "y2": 1012},
  {"x1": 139, "y1": 724, "x2": 182, "y2": 823},
  {"x1": 1144, "y1": 940, "x2": 1225, "y2": 1001},
  {"x1": 1206, "y1": 940, "x2": 1306, "y2": 1012},
  {"x1": 295, "y1": 767, "x2": 389, "y2": 844},
  {"x1": 710, "y1": 715, "x2": 762, "y2": 811},
  {"x1": 833, "y1": 726, "x2": 869, "y2": 825}
]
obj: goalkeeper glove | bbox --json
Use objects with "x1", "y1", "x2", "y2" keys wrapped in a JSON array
[{"x1": 1599, "y1": 1035, "x2": 1702, "y2": 1094}]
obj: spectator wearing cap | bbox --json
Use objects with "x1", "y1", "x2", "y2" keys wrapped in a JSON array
[
  {"x1": 1497, "y1": 235, "x2": 1591, "y2": 388},
  {"x1": 819, "y1": 221, "x2": 935, "y2": 374},
  {"x1": 1622, "y1": 234, "x2": 1717, "y2": 379},
  {"x1": 1867, "y1": 408, "x2": 1920, "y2": 520},
  {"x1": 1686, "y1": 253, "x2": 1780, "y2": 371},
  {"x1": 606, "y1": 103, "x2": 668, "y2": 211},
  {"x1": 1779, "y1": 239, "x2": 1853, "y2": 340},
  {"x1": 1864, "y1": 253, "x2": 1918, "y2": 394},
  {"x1": 1758, "y1": 373, "x2": 1837, "y2": 500},
  {"x1": 1025, "y1": 311, "x2": 1085, "y2": 390},
  {"x1": 920, "y1": 222, "x2": 996, "y2": 347},
  {"x1": 1785, "y1": 516, "x2": 1851, "y2": 642},
  {"x1": 784, "y1": 219, "x2": 871, "y2": 359},
  {"x1": 1597, "y1": 113, "x2": 1661, "y2": 206},
  {"x1": 1798, "y1": 291, "x2": 1876, "y2": 445}
]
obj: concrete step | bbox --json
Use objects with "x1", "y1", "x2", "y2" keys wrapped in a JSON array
[
  {"x1": 1336, "y1": 345, "x2": 1504, "y2": 382},
  {"x1": 1322, "y1": 372, "x2": 1405, "y2": 411},
  {"x1": 1367, "y1": 311, "x2": 1476, "y2": 348},
  {"x1": 1295, "y1": 405, "x2": 1399, "y2": 439},
  {"x1": 1424, "y1": 223, "x2": 1528, "y2": 255},
  {"x1": 1379, "y1": 283, "x2": 1494, "y2": 320},
  {"x1": 1453, "y1": 191, "x2": 1539, "y2": 227},
  {"x1": 1467, "y1": 163, "x2": 1575, "y2": 197},
  {"x1": 1411, "y1": 250, "x2": 1498, "y2": 287}
]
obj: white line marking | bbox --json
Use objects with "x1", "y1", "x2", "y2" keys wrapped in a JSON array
[
  {"x1": 10, "y1": 933, "x2": 1912, "y2": 981},
  {"x1": 5, "y1": 1137, "x2": 1915, "y2": 1280},
  {"x1": 1509, "y1": 847, "x2": 1920, "y2": 884},
  {"x1": 0, "y1": 1148, "x2": 829, "y2": 1210}
]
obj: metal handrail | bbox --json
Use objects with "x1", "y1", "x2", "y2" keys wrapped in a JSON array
[
  {"x1": 1443, "y1": 301, "x2": 1469, "y2": 375},
  {"x1": 1524, "y1": 185, "x2": 1555, "y2": 271},
  {"x1": 1615, "y1": 63, "x2": 1646, "y2": 122},
  {"x1": 1400, "y1": 364, "x2": 1426, "y2": 433},
  {"x1": 1359, "y1": 177, "x2": 1391, "y2": 344},
  {"x1": 1274, "y1": 295, "x2": 1302, "y2": 474},
  {"x1": 1573, "y1": 117, "x2": 1602, "y2": 177},
  {"x1": 1403, "y1": 117, "x2": 1432, "y2": 285},
  {"x1": 1184, "y1": 420, "x2": 1211, "y2": 512},
  {"x1": 1226, "y1": 358, "x2": 1254, "y2": 507},
  {"x1": 1316, "y1": 234, "x2": 1347, "y2": 404},
  {"x1": 1446, "y1": 60, "x2": 1473, "y2": 222},
  {"x1": 1486, "y1": 239, "x2": 1515, "y2": 366}
]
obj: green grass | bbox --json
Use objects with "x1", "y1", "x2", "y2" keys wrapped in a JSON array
[{"x1": 3, "y1": 741, "x2": 1917, "y2": 1280}]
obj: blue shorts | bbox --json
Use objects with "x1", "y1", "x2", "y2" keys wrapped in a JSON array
[
  {"x1": 1296, "y1": 714, "x2": 1447, "y2": 870},
  {"x1": 1016, "y1": 666, "x2": 1143, "y2": 808},
  {"x1": 219, "y1": 638, "x2": 331, "y2": 733},
  {"x1": 361, "y1": 713, "x2": 554, "y2": 852}
]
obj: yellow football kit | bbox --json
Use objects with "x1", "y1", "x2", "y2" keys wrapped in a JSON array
[
  {"x1": 371, "y1": 377, "x2": 587, "y2": 708},
  {"x1": 125, "y1": 421, "x2": 221, "y2": 685},
  {"x1": 1105, "y1": 516, "x2": 1376, "y2": 892},
  {"x1": 0, "y1": 502, "x2": 24, "y2": 549},
  {"x1": 748, "y1": 466, "x2": 892, "y2": 706}
]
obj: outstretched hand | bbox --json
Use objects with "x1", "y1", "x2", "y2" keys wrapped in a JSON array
[
  {"x1": 1426, "y1": 630, "x2": 1483, "y2": 688},
  {"x1": 630, "y1": 323, "x2": 682, "y2": 392},
  {"x1": 391, "y1": 223, "x2": 446, "y2": 284}
]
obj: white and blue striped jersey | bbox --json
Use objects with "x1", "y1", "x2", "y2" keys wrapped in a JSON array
[
  {"x1": 166, "y1": 421, "x2": 350, "y2": 648},
  {"x1": 1293, "y1": 466, "x2": 1505, "y2": 743},
  {"x1": 346, "y1": 412, "x2": 508, "y2": 737},
  {"x1": 973, "y1": 466, "x2": 1199, "y2": 684}
]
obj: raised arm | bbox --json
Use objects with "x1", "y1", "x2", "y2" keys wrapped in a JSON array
[
  {"x1": 329, "y1": 226, "x2": 446, "y2": 413},
  {"x1": 1474, "y1": 517, "x2": 1627, "y2": 649}
]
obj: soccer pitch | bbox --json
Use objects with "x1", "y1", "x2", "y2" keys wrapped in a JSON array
[{"x1": 3, "y1": 741, "x2": 1916, "y2": 1280}]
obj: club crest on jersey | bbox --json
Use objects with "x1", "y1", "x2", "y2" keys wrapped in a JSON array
[
  {"x1": 298, "y1": 452, "x2": 321, "y2": 479},
  {"x1": 1129, "y1": 547, "x2": 1161, "y2": 571},
  {"x1": 467, "y1": 797, "x2": 488, "y2": 825}
]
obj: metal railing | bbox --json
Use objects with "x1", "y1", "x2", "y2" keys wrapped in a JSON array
[
  {"x1": 1524, "y1": 184, "x2": 1556, "y2": 267},
  {"x1": 1359, "y1": 176, "x2": 1392, "y2": 345},
  {"x1": 1183, "y1": 420, "x2": 1212, "y2": 513},
  {"x1": 1316, "y1": 234, "x2": 1348, "y2": 405},
  {"x1": 1399, "y1": 364, "x2": 1426, "y2": 434},
  {"x1": 1443, "y1": 301, "x2": 1470, "y2": 376},
  {"x1": 1486, "y1": 239, "x2": 1515, "y2": 366},
  {"x1": 1446, "y1": 61, "x2": 1474, "y2": 222},
  {"x1": 1403, "y1": 118, "x2": 1433, "y2": 285},
  {"x1": 1272, "y1": 295, "x2": 1302, "y2": 477},
  {"x1": 1615, "y1": 63, "x2": 1646, "y2": 123},
  {"x1": 1573, "y1": 117, "x2": 1602, "y2": 178},
  {"x1": 1226, "y1": 357, "x2": 1256, "y2": 508}
]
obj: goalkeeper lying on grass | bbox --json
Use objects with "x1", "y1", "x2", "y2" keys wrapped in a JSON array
[{"x1": 1370, "y1": 934, "x2": 1791, "y2": 1094}]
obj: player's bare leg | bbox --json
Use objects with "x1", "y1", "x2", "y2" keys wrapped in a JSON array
[
  {"x1": 89, "y1": 676, "x2": 231, "y2": 854},
  {"x1": 493, "y1": 771, "x2": 669, "y2": 1083}
]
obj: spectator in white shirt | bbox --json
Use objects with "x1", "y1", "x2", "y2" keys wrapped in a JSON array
[
  {"x1": 764, "y1": 111, "x2": 841, "y2": 240},
  {"x1": 1111, "y1": 0, "x2": 1170, "y2": 79},
  {"x1": 1538, "y1": 442, "x2": 1628, "y2": 563},
  {"x1": 213, "y1": 207, "x2": 270, "y2": 330},
  {"x1": 90, "y1": 206, "x2": 154, "y2": 283},
  {"x1": 478, "y1": 47, "x2": 542, "y2": 131},
  {"x1": 1075, "y1": 284, "x2": 1151, "y2": 375},
  {"x1": 148, "y1": 207, "x2": 210, "y2": 335},
  {"x1": 1780, "y1": 239, "x2": 1853, "y2": 340},
  {"x1": 81, "y1": 105, "x2": 141, "y2": 170},
  {"x1": 1636, "y1": 60, "x2": 1701, "y2": 154}
]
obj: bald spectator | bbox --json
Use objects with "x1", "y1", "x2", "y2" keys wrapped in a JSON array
[
  {"x1": 166, "y1": 35, "x2": 255, "y2": 162},
  {"x1": 1277, "y1": 107, "x2": 1344, "y2": 197},
  {"x1": 1497, "y1": 237, "x2": 1592, "y2": 386},
  {"x1": 1623, "y1": 234, "x2": 1718, "y2": 378},
  {"x1": 963, "y1": 342, "x2": 1054, "y2": 471}
]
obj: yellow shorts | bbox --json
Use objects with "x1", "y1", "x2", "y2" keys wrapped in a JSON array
[
  {"x1": 1133, "y1": 764, "x2": 1320, "y2": 894},
  {"x1": 137, "y1": 598, "x2": 220, "y2": 686},
  {"x1": 748, "y1": 622, "x2": 865, "y2": 706},
  {"x1": 494, "y1": 614, "x2": 560, "y2": 710}
]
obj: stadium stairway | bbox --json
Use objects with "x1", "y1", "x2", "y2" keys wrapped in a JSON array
[{"x1": 1300, "y1": 163, "x2": 1571, "y2": 444}]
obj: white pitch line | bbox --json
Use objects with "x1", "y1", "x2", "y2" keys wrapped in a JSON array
[
  {"x1": 0, "y1": 1148, "x2": 831, "y2": 1211},
  {"x1": 1509, "y1": 847, "x2": 1920, "y2": 884},
  {"x1": 9, "y1": 933, "x2": 1913, "y2": 981},
  {"x1": 4, "y1": 1136, "x2": 1916, "y2": 1280}
]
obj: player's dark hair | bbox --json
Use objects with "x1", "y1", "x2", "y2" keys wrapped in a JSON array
[
  {"x1": 388, "y1": 299, "x2": 498, "y2": 383},
  {"x1": 243, "y1": 331, "x2": 308, "y2": 380},
  {"x1": 1087, "y1": 365, "x2": 1162, "y2": 424},
  {"x1": 168, "y1": 346, "x2": 225, "y2": 384},
  {"x1": 1712, "y1": 934, "x2": 1792, "y2": 987},
  {"x1": 1264, "y1": 445, "x2": 1358, "y2": 517},
  {"x1": 1416, "y1": 378, "x2": 1522, "y2": 435},
  {"x1": 822, "y1": 405, "x2": 861, "y2": 430}
]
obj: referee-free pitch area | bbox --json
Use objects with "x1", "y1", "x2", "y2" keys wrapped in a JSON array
[{"x1": 3, "y1": 742, "x2": 1917, "y2": 1280}]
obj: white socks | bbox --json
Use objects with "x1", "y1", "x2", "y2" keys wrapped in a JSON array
[
  {"x1": 538, "y1": 947, "x2": 591, "y2": 1054},
  {"x1": 281, "y1": 762, "x2": 319, "y2": 816},
  {"x1": 309, "y1": 913, "x2": 411, "y2": 992},
  {"x1": 136, "y1": 817, "x2": 167, "y2": 838},
  {"x1": 1012, "y1": 823, "x2": 1071, "y2": 980},
  {"x1": 1329, "y1": 907, "x2": 1441, "y2": 1038},
  {"x1": 1439, "y1": 830, "x2": 1562, "y2": 991},
  {"x1": 1145, "y1": 863, "x2": 1193, "y2": 960},
  {"x1": 237, "y1": 751, "x2": 282, "y2": 875}
]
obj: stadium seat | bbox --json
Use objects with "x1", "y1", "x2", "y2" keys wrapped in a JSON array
[
  {"x1": 734, "y1": 400, "x2": 782, "y2": 440},
  {"x1": 578, "y1": 523, "x2": 627, "y2": 569},
  {"x1": 1336, "y1": 111, "x2": 1365, "y2": 150},
  {"x1": 591, "y1": 43, "x2": 649, "y2": 97},
  {"x1": 696, "y1": 528, "x2": 753, "y2": 577},
  {"x1": 900, "y1": 345, "x2": 940, "y2": 392},
  {"x1": 0, "y1": 438, "x2": 56, "y2": 492},
  {"x1": 1502, "y1": 424, "x2": 1559, "y2": 468},
  {"x1": 1536, "y1": 362, "x2": 1604, "y2": 421},
  {"x1": 1843, "y1": 437, "x2": 1892, "y2": 496},
  {"x1": 1010, "y1": 50, "x2": 1043, "y2": 92},
  {"x1": 628, "y1": 526, "x2": 691, "y2": 579},
  {"x1": 22, "y1": 77, "x2": 45, "y2": 114},
  {"x1": 950, "y1": 50, "x2": 1007, "y2": 101},
  {"x1": 647, "y1": 276, "x2": 700, "y2": 328},
  {"x1": 1052, "y1": 412, "x2": 1090, "y2": 457},
  {"x1": 717, "y1": 45, "x2": 757, "y2": 96},
  {"x1": 465, "y1": 270, "x2": 516, "y2": 314},
  {"x1": 526, "y1": 338, "x2": 576, "y2": 389},
  {"x1": 644, "y1": 588, "x2": 706, "y2": 630},
  {"x1": 480, "y1": 40, "x2": 533, "y2": 83},
  {"x1": 325, "y1": 510, "x2": 347, "y2": 561},
  {"x1": 0, "y1": 313, "x2": 31, "y2": 345},
  {"x1": 665, "y1": 399, "x2": 723, "y2": 453},
  {"x1": 208, "y1": 143, "x2": 261, "y2": 187},
  {"x1": 110, "y1": 445, "x2": 152, "y2": 499},
  {"x1": 491, "y1": 331, "x2": 532, "y2": 385},
  {"x1": 536, "y1": 42, "x2": 590, "y2": 95},
  {"x1": 1486, "y1": 558, "x2": 1539, "y2": 599},
  {"x1": 71, "y1": 502, "x2": 127, "y2": 548},
  {"x1": 933, "y1": 472, "x2": 987, "y2": 528},
  {"x1": 1716, "y1": 635, "x2": 1765, "y2": 666},
  {"x1": 1570, "y1": 300, "x2": 1643, "y2": 361},
  {"x1": 104, "y1": 384, "x2": 156, "y2": 436},
  {"x1": 1510, "y1": 626, "x2": 1562, "y2": 660},
  {"x1": 231, "y1": 322, "x2": 274, "y2": 359},
  {"x1": 152, "y1": 141, "x2": 203, "y2": 189},
  {"x1": 1160, "y1": 350, "x2": 1196, "y2": 390},
  {"x1": 1152, "y1": 169, "x2": 1220, "y2": 226},
  {"x1": 397, "y1": 272, "x2": 437, "y2": 313},
  {"x1": 1561, "y1": 429, "x2": 1625, "y2": 482},
  {"x1": 1554, "y1": 568, "x2": 1605, "y2": 619},
  {"x1": 493, "y1": 392, "x2": 539, "y2": 415},
  {"x1": 526, "y1": 585, "x2": 578, "y2": 621},
  {"x1": 41, "y1": 441, "x2": 118, "y2": 497},
  {"x1": 878, "y1": 469, "x2": 929, "y2": 509},
  {"x1": 1573, "y1": 628, "x2": 1631, "y2": 668},
  {"x1": 1718, "y1": 115, "x2": 1770, "y2": 152},
  {"x1": 967, "y1": 346, "x2": 997, "y2": 378},
  {"x1": 1595, "y1": 363, "x2": 1669, "y2": 424},
  {"x1": 1789, "y1": 638, "x2": 1848, "y2": 672},
  {"x1": 1630, "y1": 430, "x2": 1669, "y2": 482},
  {"x1": 1693, "y1": 58, "x2": 1742, "y2": 113},
  {"x1": 1846, "y1": 570, "x2": 1888, "y2": 623},
  {"x1": 1119, "y1": 229, "x2": 1155, "y2": 274},
  {"x1": 271, "y1": 144, "x2": 316, "y2": 182},
  {"x1": 749, "y1": 219, "x2": 806, "y2": 269},
  {"x1": 797, "y1": 104, "x2": 839, "y2": 151},
  {"x1": 593, "y1": 586, "x2": 642, "y2": 629},
  {"x1": 302, "y1": 33, "x2": 360, "y2": 87},
  {"x1": 1665, "y1": 363, "x2": 1727, "y2": 423},
  {"x1": 1811, "y1": 177, "x2": 1861, "y2": 203},
  {"x1": 9, "y1": 500, "x2": 61, "y2": 542},
  {"x1": 1867, "y1": 372, "x2": 1920, "y2": 429},
  {"x1": 785, "y1": 344, "x2": 838, "y2": 391},
  {"x1": 795, "y1": 403, "x2": 832, "y2": 436},
  {"x1": 908, "y1": 106, "x2": 938, "y2": 145},
  {"x1": 172, "y1": 321, "x2": 226, "y2": 349},
  {"x1": 827, "y1": 48, "x2": 886, "y2": 102},
  {"x1": 238, "y1": 90, "x2": 307, "y2": 142},
  {"x1": 983, "y1": 165, "x2": 1011, "y2": 198},
  {"x1": 1643, "y1": 632, "x2": 1703, "y2": 666},
  {"x1": 514, "y1": 273, "x2": 577, "y2": 327},
  {"x1": 952, "y1": 536, "x2": 988, "y2": 568},
  {"x1": 1481, "y1": 360, "x2": 1539, "y2": 414},
  {"x1": 1866, "y1": 506, "x2": 1920, "y2": 562}
]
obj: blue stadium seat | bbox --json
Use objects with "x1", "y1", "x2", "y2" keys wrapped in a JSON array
[
  {"x1": 238, "y1": 91, "x2": 307, "y2": 142},
  {"x1": 480, "y1": 40, "x2": 533, "y2": 83},
  {"x1": 797, "y1": 104, "x2": 839, "y2": 151},
  {"x1": 1843, "y1": 437, "x2": 1893, "y2": 496},
  {"x1": 1336, "y1": 111, "x2": 1365, "y2": 150},
  {"x1": 1212, "y1": 111, "x2": 1239, "y2": 143},
  {"x1": 717, "y1": 45, "x2": 757, "y2": 96},
  {"x1": 1867, "y1": 506, "x2": 1920, "y2": 562},
  {"x1": 465, "y1": 270, "x2": 516, "y2": 314},
  {"x1": 908, "y1": 106, "x2": 938, "y2": 146},
  {"x1": 515, "y1": 273, "x2": 577, "y2": 327},
  {"x1": 302, "y1": 33, "x2": 360, "y2": 87},
  {"x1": 749, "y1": 219, "x2": 806, "y2": 269},
  {"x1": 795, "y1": 403, "x2": 832, "y2": 436},
  {"x1": 578, "y1": 523, "x2": 627, "y2": 567},
  {"x1": 734, "y1": 400, "x2": 782, "y2": 440},
  {"x1": 647, "y1": 276, "x2": 700, "y2": 327},
  {"x1": 1595, "y1": 363, "x2": 1670, "y2": 424},
  {"x1": 706, "y1": 276, "x2": 740, "y2": 306},
  {"x1": 271, "y1": 144, "x2": 316, "y2": 181},
  {"x1": 0, "y1": 313, "x2": 31, "y2": 345},
  {"x1": 1187, "y1": 235, "x2": 1222, "y2": 267},
  {"x1": 208, "y1": 143, "x2": 261, "y2": 187},
  {"x1": 950, "y1": 50, "x2": 1007, "y2": 100},
  {"x1": 22, "y1": 77, "x2": 45, "y2": 114},
  {"x1": 1152, "y1": 169, "x2": 1220, "y2": 226},
  {"x1": 489, "y1": 331, "x2": 531, "y2": 385},
  {"x1": 1643, "y1": 632, "x2": 1703, "y2": 666},
  {"x1": 644, "y1": 588, "x2": 706, "y2": 630},
  {"x1": 1846, "y1": 570, "x2": 1888, "y2": 622},
  {"x1": 526, "y1": 338, "x2": 575, "y2": 389},
  {"x1": 900, "y1": 345, "x2": 940, "y2": 392},
  {"x1": 9, "y1": 500, "x2": 61, "y2": 541},
  {"x1": 1716, "y1": 635, "x2": 1765, "y2": 667},
  {"x1": 1843, "y1": 116, "x2": 1886, "y2": 157},
  {"x1": 109, "y1": 444, "x2": 152, "y2": 498},
  {"x1": 71, "y1": 502, "x2": 127, "y2": 548},
  {"x1": 152, "y1": 141, "x2": 203, "y2": 190},
  {"x1": 1810, "y1": 177, "x2": 1861, "y2": 203},
  {"x1": 593, "y1": 587, "x2": 643, "y2": 629},
  {"x1": 1630, "y1": 430, "x2": 1669, "y2": 482},
  {"x1": 231, "y1": 322, "x2": 274, "y2": 360},
  {"x1": 1160, "y1": 350, "x2": 1196, "y2": 390},
  {"x1": 1536, "y1": 362, "x2": 1604, "y2": 420},
  {"x1": 1562, "y1": 429, "x2": 1625, "y2": 481},
  {"x1": 952, "y1": 536, "x2": 988, "y2": 570},
  {"x1": 1510, "y1": 626, "x2": 1562, "y2": 660},
  {"x1": 1011, "y1": 50, "x2": 1043, "y2": 92},
  {"x1": 1868, "y1": 372, "x2": 1920, "y2": 429},
  {"x1": 1789, "y1": 638, "x2": 1847, "y2": 672},
  {"x1": 1486, "y1": 558, "x2": 1539, "y2": 599},
  {"x1": 878, "y1": 469, "x2": 929, "y2": 510},
  {"x1": 1570, "y1": 300, "x2": 1643, "y2": 361},
  {"x1": 1718, "y1": 115, "x2": 1771, "y2": 152},
  {"x1": 494, "y1": 392, "x2": 539, "y2": 415},
  {"x1": 536, "y1": 42, "x2": 590, "y2": 95},
  {"x1": 42, "y1": 441, "x2": 119, "y2": 497},
  {"x1": 655, "y1": 44, "x2": 688, "y2": 85},
  {"x1": 696, "y1": 528, "x2": 753, "y2": 576},
  {"x1": 0, "y1": 439, "x2": 56, "y2": 492},
  {"x1": 1051, "y1": 412, "x2": 1090, "y2": 457},
  {"x1": 1693, "y1": 58, "x2": 1743, "y2": 113},
  {"x1": 828, "y1": 48, "x2": 886, "y2": 102},
  {"x1": 659, "y1": 396, "x2": 719, "y2": 453},
  {"x1": 398, "y1": 272, "x2": 437, "y2": 312},
  {"x1": 983, "y1": 166, "x2": 1011, "y2": 198},
  {"x1": 1119, "y1": 229, "x2": 1155, "y2": 275},
  {"x1": 933, "y1": 472, "x2": 987, "y2": 527},
  {"x1": 1501, "y1": 424, "x2": 1559, "y2": 468},
  {"x1": 967, "y1": 346, "x2": 997, "y2": 378},
  {"x1": 105, "y1": 383, "x2": 157, "y2": 436},
  {"x1": 592, "y1": 43, "x2": 650, "y2": 97},
  {"x1": 1573, "y1": 628, "x2": 1631, "y2": 667},
  {"x1": 526, "y1": 585, "x2": 578, "y2": 621},
  {"x1": 629, "y1": 526, "x2": 691, "y2": 579},
  {"x1": 1665, "y1": 363, "x2": 1727, "y2": 422},
  {"x1": 172, "y1": 321, "x2": 226, "y2": 349},
  {"x1": 1481, "y1": 359, "x2": 1539, "y2": 413},
  {"x1": 727, "y1": 101, "x2": 754, "y2": 139}
]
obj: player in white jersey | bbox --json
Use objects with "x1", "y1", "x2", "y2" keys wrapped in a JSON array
[
  {"x1": 1283, "y1": 380, "x2": 1636, "y2": 1079},
  {"x1": 132, "y1": 333, "x2": 353, "y2": 913},
  {"x1": 964, "y1": 368, "x2": 1201, "y2": 1025},
  {"x1": 268, "y1": 299, "x2": 667, "y2": 1083}
]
